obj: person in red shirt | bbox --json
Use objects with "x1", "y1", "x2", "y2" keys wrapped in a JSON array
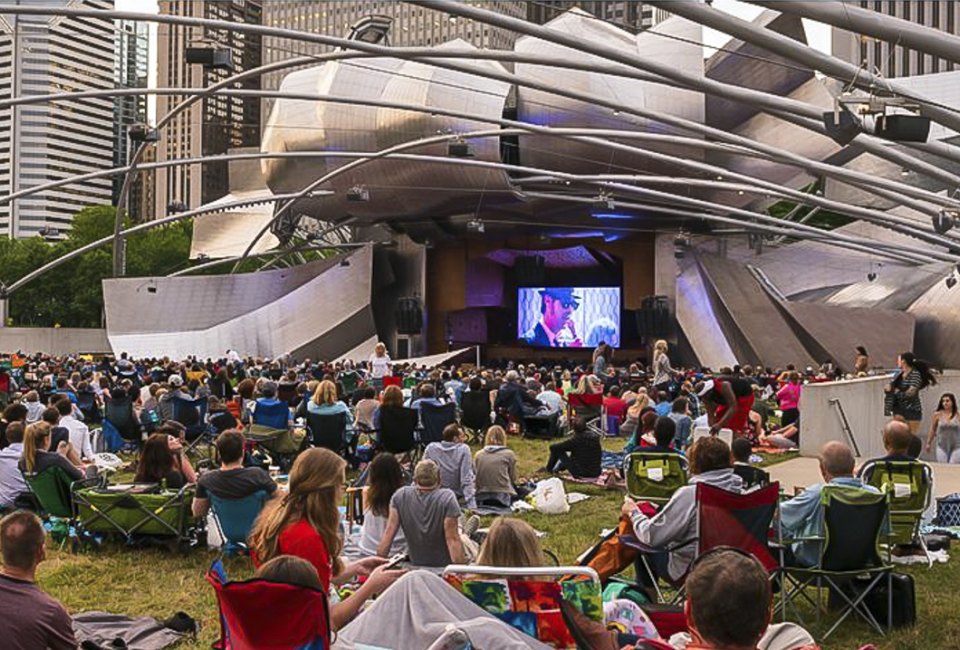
[
  {"x1": 249, "y1": 448, "x2": 404, "y2": 630},
  {"x1": 602, "y1": 385, "x2": 628, "y2": 423}
]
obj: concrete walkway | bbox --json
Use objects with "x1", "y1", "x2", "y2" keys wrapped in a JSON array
[{"x1": 768, "y1": 456, "x2": 960, "y2": 498}]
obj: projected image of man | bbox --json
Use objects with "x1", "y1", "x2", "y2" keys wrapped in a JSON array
[{"x1": 522, "y1": 288, "x2": 583, "y2": 347}]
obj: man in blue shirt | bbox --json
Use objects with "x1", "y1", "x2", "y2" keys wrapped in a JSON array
[{"x1": 779, "y1": 441, "x2": 880, "y2": 567}]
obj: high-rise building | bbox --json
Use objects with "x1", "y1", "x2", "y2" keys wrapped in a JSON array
[
  {"x1": 832, "y1": 1, "x2": 959, "y2": 78},
  {"x1": 260, "y1": 1, "x2": 527, "y2": 116},
  {"x1": 156, "y1": 0, "x2": 262, "y2": 218},
  {"x1": 526, "y1": 1, "x2": 668, "y2": 32},
  {"x1": 114, "y1": 18, "x2": 150, "y2": 220},
  {"x1": 0, "y1": 0, "x2": 115, "y2": 238}
]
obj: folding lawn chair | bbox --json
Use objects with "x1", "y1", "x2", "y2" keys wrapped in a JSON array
[
  {"x1": 244, "y1": 426, "x2": 308, "y2": 473},
  {"x1": 23, "y1": 467, "x2": 98, "y2": 548},
  {"x1": 207, "y1": 559, "x2": 330, "y2": 650},
  {"x1": 623, "y1": 452, "x2": 689, "y2": 505},
  {"x1": 76, "y1": 390, "x2": 101, "y2": 424},
  {"x1": 777, "y1": 485, "x2": 892, "y2": 640},
  {"x1": 171, "y1": 393, "x2": 208, "y2": 438},
  {"x1": 443, "y1": 564, "x2": 603, "y2": 649},
  {"x1": 860, "y1": 459, "x2": 933, "y2": 562},
  {"x1": 73, "y1": 482, "x2": 199, "y2": 551},
  {"x1": 338, "y1": 371, "x2": 361, "y2": 396},
  {"x1": 210, "y1": 490, "x2": 268, "y2": 555},
  {"x1": 104, "y1": 395, "x2": 142, "y2": 445},
  {"x1": 459, "y1": 390, "x2": 492, "y2": 445},
  {"x1": 376, "y1": 406, "x2": 419, "y2": 460},
  {"x1": 306, "y1": 411, "x2": 353, "y2": 458},
  {"x1": 733, "y1": 464, "x2": 771, "y2": 491},
  {"x1": 567, "y1": 393, "x2": 604, "y2": 436},
  {"x1": 277, "y1": 382, "x2": 298, "y2": 406},
  {"x1": 522, "y1": 411, "x2": 560, "y2": 439},
  {"x1": 251, "y1": 401, "x2": 291, "y2": 430},
  {"x1": 419, "y1": 401, "x2": 456, "y2": 448}
]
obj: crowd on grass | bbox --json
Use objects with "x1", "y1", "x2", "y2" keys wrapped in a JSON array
[{"x1": 0, "y1": 342, "x2": 947, "y2": 649}]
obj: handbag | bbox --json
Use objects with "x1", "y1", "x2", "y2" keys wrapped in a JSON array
[{"x1": 935, "y1": 492, "x2": 960, "y2": 526}]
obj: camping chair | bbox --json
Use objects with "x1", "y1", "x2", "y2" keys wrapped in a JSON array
[
  {"x1": 460, "y1": 390, "x2": 492, "y2": 444},
  {"x1": 623, "y1": 452, "x2": 689, "y2": 505},
  {"x1": 734, "y1": 464, "x2": 772, "y2": 491},
  {"x1": 567, "y1": 392, "x2": 604, "y2": 436},
  {"x1": 306, "y1": 411, "x2": 353, "y2": 458},
  {"x1": 376, "y1": 406, "x2": 419, "y2": 459},
  {"x1": 443, "y1": 564, "x2": 603, "y2": 649},
  {"x1": 860, "y1": 459, "x2": 933, "y2": 562},
  {"x1": 76, "y1": 391, "x2": 101, "y2": 424},
  {"x1": 778, "y1": 486, "x2": 892, "y2": 640},
  {"x1": 171, "y1": 393, "x2": 209, "y2": 439},
  {"x1": 73, "y1": 482, "x2": 198, "y2": 551},
  {"x1": 419, "y1": 402, "x2": 457, "y2": 448},
  {"x1": 244, "y1": 427, "x2": 308, "y2": 473},
  {"x1": 251, "y1": 400, "x2": 291, "y2": 431},
  {"x1": 401, "y1": 375, "x2": 418, "y2": 390},
  {"x1": 207, "y1": 559, "x2": 330, "y2": 650},
  {"x1": 277, "y1": 382, "x2": 298, "y2": 406},
  {"x1": 104, "y1": 395, "x2": 141, "y2": 445},
  {"x1": 383, "y1": 376, "x2": 402, "y2": 390},
  {"x1": 338, "y1": 371, "x2": 361, "y2": 396},
  {"x1": 523, "y1": 411, "x2": 561, "y2": 439},
  {"x1": 210, "y1": 490, "x2": 268, "y2": 555}
]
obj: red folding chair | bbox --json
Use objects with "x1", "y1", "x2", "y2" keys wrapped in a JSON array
[
  {"x1": 207, "y1": 560, "x2": 330, "y2": 650},
  {"x1": 567, "y1": 392, "x2": 604, "y2": 436},
  {"x1": 382, "y1": 376, "x2": 402, "y2": 389}
]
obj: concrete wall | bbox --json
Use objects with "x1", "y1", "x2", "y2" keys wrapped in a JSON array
[
  {"x1": 799, "y1": 371, "x2": 960, "y2": 461},
  {"x1": 0, "y1": 328, "x2": 111, "y2": 355}
]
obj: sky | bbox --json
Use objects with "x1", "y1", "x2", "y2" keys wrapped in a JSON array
[{"x1": 112, "y1": 0, "x2": 833, "y2": 123}]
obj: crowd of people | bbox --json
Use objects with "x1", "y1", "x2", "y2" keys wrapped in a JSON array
[{"x1": 0, "y1": 342, "x2": 944, "y2": 649}]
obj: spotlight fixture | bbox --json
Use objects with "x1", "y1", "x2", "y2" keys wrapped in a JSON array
[
  {"x1": 184, "y1": 46, "x2": 233, "y2": 71},
  {"x1": 128, "y1": 123, "x2": 160, "y2": 143},
  {"x1": 867, "y1": 272, "x2": 877, "y2": 282},
  {"x1": 673, "y1": 232, "x2": 690, "y2": 260},
  {"x1": 933, "y1": 209, "x2": 958, "y2": 235},
  {"x1": 593, "y1": 192, "x2": 615, "y2": 211},
  {"x1": 946, "y1": 275, "x2": 957, "y2": 289},
  {"x1": 447, "y1": 138, "x2": 474, "y2": 158},
  {"x1": 465, "y1": 218, "x2": 485, "y2": 234},
  {"x1": 346, "y1": 185, "x2": 369, "y2": 202}
]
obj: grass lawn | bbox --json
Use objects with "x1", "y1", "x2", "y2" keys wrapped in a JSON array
[{"x1": 37, "y1": 435, "x2": 956, "y2": 649}]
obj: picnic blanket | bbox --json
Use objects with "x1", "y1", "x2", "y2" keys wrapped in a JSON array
[{"x1": 73, "y1": 611, "x2": 190, "y2": 650}]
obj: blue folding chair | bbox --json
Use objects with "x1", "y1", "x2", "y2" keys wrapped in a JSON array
[
  {"x1": 170, "y1": 393, "x2": 209, "y2": 439},
  {"x1": 252, "y1": 400, "x2": 291, "y2": 430},
  {"x1": 210, "y1": 490, "x2": 268, "y2": 555}
]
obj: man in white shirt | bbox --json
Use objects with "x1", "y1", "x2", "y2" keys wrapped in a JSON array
[
  {"x1": 54, "y1": 397, "x2": 93, "y2": 462},
  {"x1": 0, "y1": 423, "x2": 28, "y2": 509},
  {"x1": 536, "y1": 381, "x2": 564, "y2": 415}
]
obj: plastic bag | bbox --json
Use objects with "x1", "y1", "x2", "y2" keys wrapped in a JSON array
[{"x1": 532, "y1": 477, "x2": 570, "y2": 514}]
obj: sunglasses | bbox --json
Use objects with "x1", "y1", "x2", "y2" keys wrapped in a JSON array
[{"x1": 559, "y1": 300, "x2": 579, "y2": 309}]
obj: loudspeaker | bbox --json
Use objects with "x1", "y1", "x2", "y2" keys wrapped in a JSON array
[
  {"x1": 635, "y1": 295, "x2": 671, "y2": 338},
  {"x1": 515, "y1": 255, "x2": 546, "y2": 286},
  {"x1": 395, "y1": 297, "x2": 423, "y2": 335},
  {"x1": 875, "y1": 114, "x2": 930, "y2": 143}
]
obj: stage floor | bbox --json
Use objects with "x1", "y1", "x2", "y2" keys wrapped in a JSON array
[{"x1": 768, "y1": 457, "x2": 960, "y2": 498}]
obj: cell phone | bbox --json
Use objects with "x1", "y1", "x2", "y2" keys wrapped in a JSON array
[{"x1": 384, "y1": 553, "x2": 408, "y2": 570}]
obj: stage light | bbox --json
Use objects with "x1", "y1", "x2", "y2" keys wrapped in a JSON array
[
  {"x1": 674, "y1": 232, "x2": 690, "y2": 260},
  {"x1": 185, "y1": 47, "x2": 233, "y2": 71},
  {"x1": 447, "y1": 139, "x2": 474, "y2": 158},
  {"x1": 867, "y1": 272, "x2": 877, "y2": 282},
  {"x1": 593, "y1": 193, "x2": 615, "y2": 211},
  {"x1": 128, "y1": 123, "x2": 159, "y2": 143},
  {"x1": 346, "y1": 185, "x2": 369, "y2": 202},
  {"x1": 946, "y1": 275, "x2": 957, "y2": 289},
  {"x1": 933, "y1": 210, "x2": 957, "y2": 235},
  {"x1": 466, "y1": 219, "x2": 485, "y2": 233}
]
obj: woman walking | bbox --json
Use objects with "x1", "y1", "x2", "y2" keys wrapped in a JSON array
[
  {"x1": 927, "y1": 393, "x2": 960, "y2": 463},
  {"x1": 885, "y1": 352, "x2": 937, "y2": 435}
]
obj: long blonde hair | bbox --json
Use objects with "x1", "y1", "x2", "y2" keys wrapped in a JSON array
[
  {"x1": 21, "y1": 422, "x2": 51, "y2": 473},
  {"x1": 476, "y1": 517, "x2": 546, "y2": 567},
  {"x1": 484, "y1": 425, "x2": 507, "y2": 447},
  {"x1": 312, "y1": 379, "x2": 338, "y2": 406},
  {"x1": 249, "y1": 448, "x2": 347, "y2": 577},
  {"x1": 654, "y1": 339, "x2": 669, "y2": 364}
]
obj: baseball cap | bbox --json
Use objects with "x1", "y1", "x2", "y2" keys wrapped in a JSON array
[
  {"x1": 169, "y1": 375, "x2": 183, "y2": 387},
  {"x1": 539, "y1": 287, "x2": 581, "y2": 308},
  {"x1": 697, "y1": 379, "x2": 715, "y2": 397}
]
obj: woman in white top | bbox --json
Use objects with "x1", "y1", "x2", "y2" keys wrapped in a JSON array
[
  {"x1": 358, "y1": 452, "x2": 407, "y2": 557},
  {"x1": 927, "y1": 393, "x2": 960, "y2": 463},
  {"x1": 651, "y1": 339, "x2": 677, "y2": 395},
  {"x1": 368, "y1": 342, "x2": 391, "y2": 390}
]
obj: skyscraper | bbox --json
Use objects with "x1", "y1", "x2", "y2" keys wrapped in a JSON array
[
  {"x1": 526, "y1": 1, "x2": 668, "y2": 32},
  {"x1": 0, "y1": 0, "x2": 115, "y2": 238},
  {"x1": 260, "y1": 1, "x2": 527, "y2": 115},
  {"x1": 155, "y1": 0, "x2": 262, "y2": 219},
  {"x1": 114, "y1": 18, "x2": 150, "y2": 220},
  {"x1": 832, "y1": 1, "x2": 960, "y2": 78}
]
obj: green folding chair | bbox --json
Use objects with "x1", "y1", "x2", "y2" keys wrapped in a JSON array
[
  {"x1": 23, "y1": 465, "x2": 79, "y2": 519},
  {"x1": 778, "y1": 485, "x2": 892, "y2": 640},
  {"x1": 860, "y1": 459, "x2": 933, "y2": 562},
  {"x1": 623, "y1": 452, "x2": 688, "y2": 505}
]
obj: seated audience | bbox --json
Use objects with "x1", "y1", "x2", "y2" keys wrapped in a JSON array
[
  {"x1": 536, "y1": 381, "x2": 564, "y2": 416},
  {"x1": 0, "y1": 403, "x2": 28, "y2": 449},
  {"x1": 192, "y1": 430, "x2": 277, "y2": 518},
  {"x1": 541, "y1": 417, "x2": 602, "y2": 479},
  {"x1": 624, "y1": 410, "x2": 658, "y2": 453},
  {"x1": 494, "y1": 370, "x2": 543, "y2": 419},
  {"x1": 654, "y1": 391, "x2": 672, "y2": 417},
  {"x1": 206, "y1": 396, "x2": 239, "y2": 433},
  {"x1": 134, "y1": 432, "x2": 197, "y2": 488},
  {"x1": 23, "y1": 391, "x2": 43, "y2": 424},
  {"x1": 251, "y1": 381, "x2": 293, "y2": 428},
  {"x1": 249, "y1": 448, "x2": 403, "y2": 630},
  {"x1": 358, "y1": 452, "x2": 407, "y2": 557},
  {"x1": 0, "y1": 511, "x2": 77, "y2": 649},
  {"x1": 54, "y1": 397, "x2": 93, "y2": 463},
  {"x1": 603, "y1": 386, "x2": 628, "y2": 422},
  {"x1": 759, "y1": 419, "x2": 798, "y2": 449},
  {"x1": 410, "y1": 383, "x2": 443, "y2": 413},
  {"x1": 377, "y1": 459, "x2": 465, "y2": 567},
  {"x1": 353, "y1": 386, "x2": 379, "y2": 431},
  {"x1": 620, "y1": 437, "x2": 743, "y2": 587},
  {"x1": 731, "y1": 437, "x2": 770, "y2": 490},
  {"x1": 423, "y1": 423, "x2": 477, "y2": 509},
  {"x1": 667, "y1": 397, "x2": 693, "y2": 450},
  {"x1": 371, "y1": 384, "x2": 405, "y2": 433},
  {"x1": 474, "y1": 426, "x2": 520, "y2": 508},
  {"x1": 780, "y1": 441, "x2": 879, "y2": 567},
  {"x1": 18, "y1": 422, "x2": 83, "y2": 482},
  {"x1": 632, "y1": 417, "x2": 683, "y2": 456},
  {"x1": 40, "y1": 406, "x2": 74, "y2": 462},
  {"x1": 865, "y1": 419, "x2": 916, "y2": 463},
  {"x1": 0, "y1": 423, "x2": 28, "y2": 509},
  {"x1": 307, "y1": 379, "x2": 351, "y2": 418},
  {"x1": 475, "y1": 516, "x2": 546, "y2": 567},
  {"x1": 253, "y1": 554, "x2": 323, "y2": 590}
]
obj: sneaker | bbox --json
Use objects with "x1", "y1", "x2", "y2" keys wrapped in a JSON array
[{"x1": 462, "y1": 514, "x2": 480, "y2": 539}]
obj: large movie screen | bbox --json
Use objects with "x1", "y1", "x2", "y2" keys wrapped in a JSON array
[{"x1": 517, "y1": 287, "x2": 621, "y2": 348}]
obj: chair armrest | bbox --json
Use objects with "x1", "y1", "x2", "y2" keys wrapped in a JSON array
[{"x1": 618, "y1": 534, "x2": 698, "y2": 555}]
